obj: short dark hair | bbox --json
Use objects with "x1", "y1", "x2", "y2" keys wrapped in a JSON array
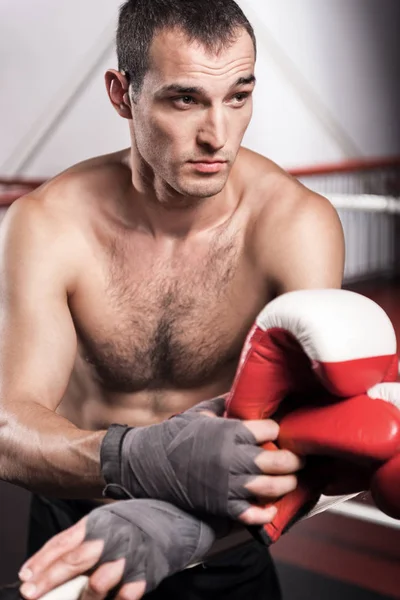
[{"x1": 117, "y1": 0, "x2": 256, "y2": 97}]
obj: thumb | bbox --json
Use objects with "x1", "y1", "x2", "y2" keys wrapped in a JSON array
[{"x1": 189, "y1": 395, "x2": 228, "y2": 418}]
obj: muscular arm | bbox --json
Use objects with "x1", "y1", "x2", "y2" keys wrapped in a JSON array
[
  {"x1": 0, "y1": 196, "x2": 105, "y2": 497},
  {"x1": 257, "y1": 175, "x2": 345, "y2": 292}
]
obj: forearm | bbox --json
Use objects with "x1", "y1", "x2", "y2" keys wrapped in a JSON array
[{"x1": 0, "y1": 400, "x2": 106, "y2": 498}]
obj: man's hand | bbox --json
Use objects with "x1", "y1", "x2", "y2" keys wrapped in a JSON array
[
  {"x1": 19, "y1": 519, "x2": 129, "y2": 600},
  {"x1": 17, "y1": 402, "x2": 303, "y2": 600},
  {"x1": 19, "y1": 499, "x2": 217, "y2": 600},
  {"x1": 101, "y1": 397, "x2": 304, "y2": 525}
]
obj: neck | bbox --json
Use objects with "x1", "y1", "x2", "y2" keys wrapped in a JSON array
[{"x1": 125, "y1": 147, "x2": 238, "y2": 239}]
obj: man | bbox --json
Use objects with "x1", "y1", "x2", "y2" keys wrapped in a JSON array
[{"x1": 0, "y1": 0, "x2": 344, "y2": 598}]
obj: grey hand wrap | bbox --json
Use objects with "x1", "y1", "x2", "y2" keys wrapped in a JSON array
[
  {"x1": 84, "y1": 499, "x2": 216, "y2": 593},
  {"x1": 101, "y1": 397, "x2": 262, "y2": 518}
]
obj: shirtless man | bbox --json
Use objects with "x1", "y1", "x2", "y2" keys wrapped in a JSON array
[{"x1": 0, "y1": 0, "x2": 344, "y2": 599}]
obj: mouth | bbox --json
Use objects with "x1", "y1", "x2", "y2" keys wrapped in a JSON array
[{"x1": 188, "y1": 160, "x2": 228, "y2": 174}]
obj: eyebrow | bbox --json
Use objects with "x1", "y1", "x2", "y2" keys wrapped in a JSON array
[{"x1": 156, "y1": 74, "x2": 256, "y2": 96}]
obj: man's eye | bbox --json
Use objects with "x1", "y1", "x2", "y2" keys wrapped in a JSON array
[
  {"x1": 233, "y1": 93, "x2": 249, "y2": 103},
  {"x1": 174, "y1": 96, "x2": 196, "y2": 106}
]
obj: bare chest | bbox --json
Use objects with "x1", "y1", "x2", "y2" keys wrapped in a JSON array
[{"x1": 73, "y1": 235, "x2": 266, "y2": 393}]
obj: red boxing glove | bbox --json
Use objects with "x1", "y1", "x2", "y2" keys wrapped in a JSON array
[
  {"x1": 372, "y1": 454, "x2": 400, "y2": 519},
  {"x1": 368, "y1": 383, "x2": 400, "y2": 519},
  {"x1": 278, "y1": 386, "x2": 400, "y2": 493},
  {"x1": 264, "y1": 384, "x2": 400, "y2": 539},
  {"x1": 279, "y1": 393, "x2": 400, "y2": 463},
  {"x1": 227, "y1": 289, "x2": 397, "y2": 421},
  {"x1": 225, "y1": 289, "x2": 398, "y2": 544}
]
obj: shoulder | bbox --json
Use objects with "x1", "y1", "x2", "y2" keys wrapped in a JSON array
[
  {"x1": 36, "y1": 147, "x2": 131, "y2": 212},
  {"x1": 234, "y1": 147, "x2": 286, "y2": 190},
  {"x1": 1, "y1": 149, "x2": 134, "y2": 297},
  {"x1": 3, "y1": 148, "x2": 131, "y2": 240},
  {"x1": 0, "y1": 150, "x2": 129, "y2": 291},
  {"x1": 258, "y1": 167, "x2": 341, "y2": 238},
  {"x1": 0, "y1": 190, "x2": 81, "y2": 295},
  {"x1": 236, "y1": 148, "x2": 344, "y2": 293},
  {"x1": 236, "y1": 146, "x2": 341, "y2": 238}
]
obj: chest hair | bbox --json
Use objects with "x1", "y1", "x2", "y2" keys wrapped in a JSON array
[{"x1": 80, "y1": 231, "x2": 245, "y2": 392}]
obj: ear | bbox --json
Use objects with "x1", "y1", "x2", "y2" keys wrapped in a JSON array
[{"x1": 105, "y1": 69, "x2": 132, "y2": 119}]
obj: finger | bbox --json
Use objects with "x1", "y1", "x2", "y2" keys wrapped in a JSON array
[
  {"x1": 81, "y1": 559, "x2": 125, "y2": 600},
  {"x1": 20, "y1": 540, "x2": 104, "y2": 600},
  {"x1": 245, "y1": 474, "x2": 298, "y2": 499},
  {"x1": 19, "y1": 519, "x2": 88, "y2": 581},
  {"x1": 242, "y1": 420, "x2": 280, "y2": 444},
  {"x1": 19, "y1": 577, "x2": 89, "y2": 600},
  {"x1": 198, "y1": 410, "x2": 218, "y2": 419},
  {"x1": 195, "y1": 397, "x2": 227, "y2": 417},
  {"x1": 115, "y1": 581, "x2": 147, "y2": 600},
  {"x1": 255, "y1": 449, "x2": 305, "y2": 474},
  {"x1": 238, "y1": 504, "x2": 278, "y2": 525}
]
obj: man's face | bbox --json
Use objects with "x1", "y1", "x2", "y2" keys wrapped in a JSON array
[{"x1": 130, "y1": 27, "x2": 256, "y2": 200}]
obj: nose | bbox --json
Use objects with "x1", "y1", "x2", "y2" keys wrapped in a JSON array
[{"x1": 196, "y1": 107, "x2": 228, "y2": 153}]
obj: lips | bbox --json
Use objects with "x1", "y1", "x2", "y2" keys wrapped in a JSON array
[
  {"x1": 191, "y1": 160, "x2": 226, "y2": 164},
  {"x1": 189, "y1": 160, "x2": 227, "y2": 173}
]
